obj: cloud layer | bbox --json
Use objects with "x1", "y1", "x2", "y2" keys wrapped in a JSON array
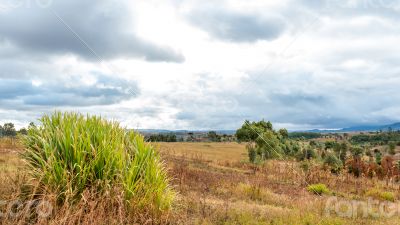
[
  {"x1": 1, "y1": 0, "x2": 400, "y2": 130},
  {"x1": 0, "y1": 74, "x2": 138, "y2": 108},
  {"x1": 0, "y1": 0, "x2": 184, "y2": 62},
  {"x1": 188, "y1": 7, "x2": 286, "y2": 42}
]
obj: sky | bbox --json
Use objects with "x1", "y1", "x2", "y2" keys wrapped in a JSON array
[{"x1": 0, "y1": 0, "x2": 400, "y2": 130}]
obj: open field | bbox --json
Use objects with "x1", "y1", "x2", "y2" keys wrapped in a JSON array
[
  {"x1": 157, "y1": 142, "x2": 248, "y2": 162},
  {"x1": 2, "y1": 139, "x2": 400, "y2": 224},
  {"x1": 159, "y1": 142, "x2": 400, "y2": 224}
]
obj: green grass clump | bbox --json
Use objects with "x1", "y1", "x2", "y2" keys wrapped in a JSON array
[
  {"x1": 22, "y1": 111, "x2": 174, "y2": 211},
  {"x1": 365, "y1": 188, "x2": 395, "y2": 202},
  {"x1": 307, "y1": 183, "x2": 331, "y2": 195}
]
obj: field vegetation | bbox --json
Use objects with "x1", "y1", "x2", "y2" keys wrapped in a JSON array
[{"x1": 1, "y1": 116, "x2": 400, "y2": 224}]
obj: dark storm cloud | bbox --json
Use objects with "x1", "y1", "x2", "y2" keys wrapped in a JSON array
[
  {"x1": 187, "y1": 7, "x2": 286, "y2": 42},
  {"x1": 0, "y1": 0, "x2": 184, "y2": 62}
]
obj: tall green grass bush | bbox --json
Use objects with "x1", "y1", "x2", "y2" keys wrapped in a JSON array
[{"x1": 22, "y1": 111, "x2": 174, "y2": 211}]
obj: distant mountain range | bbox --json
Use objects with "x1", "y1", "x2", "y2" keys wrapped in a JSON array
[{"x1": 305, "y1": 122, "x2": 400, "y2": 133}]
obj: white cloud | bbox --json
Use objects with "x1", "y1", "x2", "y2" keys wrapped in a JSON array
[{"x1": 1, "y1": 0, "x2": 400, "y2": 130}]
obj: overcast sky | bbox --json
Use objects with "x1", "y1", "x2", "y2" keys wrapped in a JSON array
[{"x1": 0, "y1": 0, "x2": 400, "y2": 130}]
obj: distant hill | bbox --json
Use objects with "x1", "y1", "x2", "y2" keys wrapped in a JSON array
[{"x1": 305, "y1": 122, "x2": 400, "y2": 133}]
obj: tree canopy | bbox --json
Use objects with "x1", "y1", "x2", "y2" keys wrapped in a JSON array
[
  {"x1": 2, "y1": 123, "x2": 16, "y2": 137},
  {"x1": 236, "y1": 120, "x2": 294, "y2": 163}
]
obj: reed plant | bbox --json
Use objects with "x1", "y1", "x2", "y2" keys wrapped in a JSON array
[{"x1": 22, "y1": 111, "x2": 174, "y2": 211}]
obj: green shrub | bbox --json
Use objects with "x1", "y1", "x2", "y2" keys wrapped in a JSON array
[
  {"x1": 307, "y1": 184, "x2": 331, "y2": 195},
  {"x1": 323, "y1": 153, "x2": 343, "y2": 173},
  {"x1": 296, "y1": 148, "x2": 318, "y2": 161},
  {"x1": 247, "y1": 146, "x2": 257, "y2": 163},
  {"x1": 380, "y1": 192, "x2": 395, "y2": 202},
  {"x1": 365, "y1": 189, "x2": 395, "y2": 202},
  {"x1": 22, "y1": 111, "x2": 174, "y2": 211},
  {"x1": 300, "y1": 161, "x2": 311, "y2": 172}
]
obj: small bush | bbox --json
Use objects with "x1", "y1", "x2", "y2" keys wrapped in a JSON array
[
  {"x1": 389, "y1": 142, "x2": 396, "y2": 155},
  {"x1": 296, "y1": 148, "x2": 318, "y2": 161},
  {"x1": 381, "y1": 192, "x2": 395, "y2": 202},
  {"x1": 323, "y1": 153, "x2": 343, "y2": 173},
  {"x1": 307, "y1": 184, "x2": 331, "y2": 195},
  {"x1": 365, "y1": 189, "x2": 395, "y2": 202},
  {"x1": 22, "y1": 112, "x2": 174, "y2": 212},
  {"x1": 247, "y1": 146, "x2": 257, "y2": 163},
  {"x1": 300, "y1": 161, "x2": 310, "y2": 172},
  {"x1": 239, "y1": 183, "x2": 263, "y2": 201}
]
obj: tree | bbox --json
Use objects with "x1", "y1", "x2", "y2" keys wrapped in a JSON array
[
  {"x1": 255, "y1": 130, "x2": 283, "y2": 159},
  {"x1": 207, "y1": 131, "x2": 221, "y2": 142},
  {"x1": 283, "y1": 141, "x2": 300, "y2": 156},
  {"x1": 236, "y1": 120, "x2": 285, "y2": 162},
  {"x1": 18, "y1": 128, "x2": 28, "y2": 135},
  {"x1": 187, "y1": 132, "x2": 194, "y2": 142},
  {"x1": 3, "y1": 123, "x2": 16, "y2": 137},
  {"x1": 236, "y1": 120, "x2": 273, "y2": 143},
  {"x1": 278, "y1": 128, "x2": 289, "y2": 139},
  {"x1": 0, "y1": 125, "x2": 3, "y2": 137},
  {"x1": 324, "y1": 141, "x2": 336, "y2": 150},
  {"x1": 297, "y1": 147, "x2": 317, "y2": 161},
  {"x1": 28, "y1": 122, "x2": 36, "y2": 130}
]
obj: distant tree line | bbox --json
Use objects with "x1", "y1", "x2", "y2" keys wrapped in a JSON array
[
  {"x1": 350, "y1": 132, "x2": 400, "y2": 145},
  {"x1": 147, "y1": 133, "x2": 177, "y2": 142},
  {"x1": 0, "y1": 123, "x2": 17, "y2": 137},
  {"x1": 146, "y1": 131, "x2": 235, "y2": 142},
  {"x1": 0, "y1": 122, "x2": 32, "y2": 138},
  {"x1": 288, "y1": 132, "x2": 322, "y2": 140}
]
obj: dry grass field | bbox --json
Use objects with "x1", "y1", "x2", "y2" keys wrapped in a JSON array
[
  {"x1": 157, "y1": 142, "x2": 248, "y2": 162},
  {"x1": 1, "y1": 139, "x2": 400, "y2": 224},
  {"x1": 158, "y1": 142, "x2": 400, "y2": 225}
]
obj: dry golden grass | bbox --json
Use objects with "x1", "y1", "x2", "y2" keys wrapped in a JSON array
[
  {"x1": 0, "y1": 137, "x2": 23, "y2": 151},
  {"x1": 156, "y1": 142, "x2": 247, "y2": 162}
]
